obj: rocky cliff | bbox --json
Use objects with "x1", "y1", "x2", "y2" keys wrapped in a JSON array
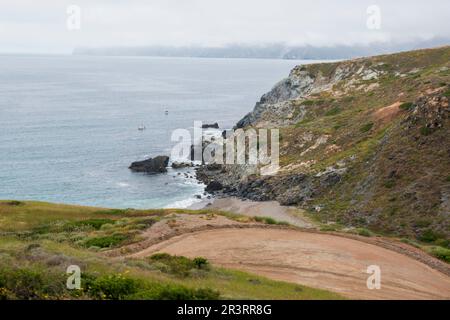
[{"x1": 198, "y1": 46, "x2": 450, "y2": 245}]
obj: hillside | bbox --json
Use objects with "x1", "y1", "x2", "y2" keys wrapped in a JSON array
[
  {"x1": 198, "y1": 46, "x2": 450, "y2": 247},
  {"x1": 1, "y1": 201, "x2": 449, "y2": 300},
  {"x1": 0, "y1": 201, "x2": 342, "y2": 300}
]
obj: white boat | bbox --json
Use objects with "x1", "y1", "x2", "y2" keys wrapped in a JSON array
[{"x1": 138, "y1": 124, "x2": 146, "y2": 131}]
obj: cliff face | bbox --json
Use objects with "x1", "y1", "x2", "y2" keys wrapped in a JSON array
[{"x1": 199, "y1": 46, "x2": 450, "y2": 244}]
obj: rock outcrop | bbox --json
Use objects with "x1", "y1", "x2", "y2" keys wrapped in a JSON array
[
  {"x1": 129, "y1": 156, "x2": 169, "y2": 173},
  {"x1": 171, "y1": 161, "x2": 193, "y2": 169},
  {"x1": 198, "y1": 46, "x2": 450, "y2": 243},
  {"x1": 205, "y1": 181, "x2": 223, "y2": 192},
  {"x1": 202, "y1": 123, "x2": 219, "y2": 129}
]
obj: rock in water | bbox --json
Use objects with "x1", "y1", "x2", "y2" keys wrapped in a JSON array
[
  {"x1": 202, "y1": 122, "x2": 219, "y2": 129},
  {"x1": 129, "y1": 156, "x2": 169, "y2": 173},
  {"x1": 171, "y1": 161, "x2": 193, "y2": 169}
]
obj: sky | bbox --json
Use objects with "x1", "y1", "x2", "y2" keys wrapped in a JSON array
[{"x1": 0, "y1": 0, "x2": 449, "y2": 53}]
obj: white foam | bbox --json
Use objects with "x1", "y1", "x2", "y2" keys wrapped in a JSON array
[
  {"x1": 164, "y1": 197, "x2": 203, "y2": 209},
  {"x1": 117, "y1": 182, "x2": 130, "y2": 187}
]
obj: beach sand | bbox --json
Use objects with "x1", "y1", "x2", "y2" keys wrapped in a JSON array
[{"x1": 189, "y1": 196, "x2": 314, "y2": 228}]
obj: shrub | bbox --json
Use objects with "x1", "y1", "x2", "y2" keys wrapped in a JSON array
[
  {"x1": 191, "y1": 288, "x2": 220, "y2": 300},
  {"x1": 419, "y1": 229, "x2": 441, "y2": 243},
  {"x1": 320, "y1": 225, "x2": 337, "y2": 232},
  {"x1": 414, "y1": 219, "x2": 432, "y2": 228},
  {"x1": 435, "y1": 238, "x2": 450, "y2": 248},
  {"x1": 130, "y1": 285, "x2": 220, "y2": 300},
  {"x1": 420, "y1": 126, "x2": 432, "y2": 136},
  {"x1": 193, "y1": 257, "x2": 209, "y2": 269},
  {"x1": 84, "y1": 234, "x2": 129, "y2": 248},
  {"x1": 263, "y1": 217, "x2": 277, "y2": 225},
  {"x1": 254, "y1": 216, "x2": 280, "y2": 225},
  {"x1": 325, "y1": 107, "x2": 341, "y2": 116},
  {"x1": 65, "y1": 219, "x2": 115, "y2": 231},
  {"x1": 302, "y1": 100, "x2": 315, "y2": 106},
  {"x1": 8, "y1": 269, "x2": 44, "y2": 299},
  {"x1": 87, "y1": 274, "x2": 139, "y2": 300},
  {"x1": 399, "y1": 102, "x2": 414, "y2": 111},
  {"x1": 149, "y1": 254, "x2": 210, "y2": 277},
  {"x1": 430, "y1": 247, "x2": 450, "y2": 263},
  {"x1": 0, "y1": 287, "x2": 11, "y2": 300},
  {"x1": 94, "y1": 209, "x2": 128, "y2": 215},
  {"x1": 150, "y1": 252, "x2": 172, "y2": 261},
  {"x1": 356, "y1": 228, "x2": 372, "y2": 237},
  {"x1": 0, "y1": 268, "x2": 66, "y2": 300},
  {"x1": 157, "y1": 286, "x2": 197, "y2": 300},
  {"x1": 360, "y1": 122, "x2": 374, "y2": 133},
  {"x1": 383, "y1": 180, "x2": 395, "y2": 189},
  {"x1": 4, "y1": 200, "x2": 23, "y2": 206}
]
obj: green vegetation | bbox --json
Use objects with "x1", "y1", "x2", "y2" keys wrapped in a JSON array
[
  {"x1": 420, "y1": 126, "x2": 432, "y2": 136},
  {"x1": 419, "y1": 229, "x2": 444, "y2": 243},
  {"x1": 302, "y1": 100, "x2": 316, "y2": 106},
  {"x1": 399, "y1": 102, "x2": 414, "y2": 111},
  {"x1": 428, "y1": 247, "x2": 450, "y2": 263},
  {"x1": 277, "y1": 46, "x2": 450, "y2": 246},
  {"x1": 360, "y1": 122, "x2": 374, "y2": 133},
  {"x1": 355, "y1": 228, "x2": 372, "y2": 237},
  {"x1": 325, "y1": 107, "x2": 341, "y2": 116},
  {"x1": 0, "y1": 201, "x2": 343, "y2": 300},
  {"x1": 253, "y1": 216, "x2": 290, "y2": 225},
  {"x1": 67, "y1": 219, "x2": 115, "y2": 230},
  {"x1": 84, "y1": 234, "x2": 130, "y2": 248},
  {"x1": 148, "y1": 253, "x2": 210, "y2": 277},
  {"x1": 383, "y1": 180, "x2": 396, "y2": 189}
]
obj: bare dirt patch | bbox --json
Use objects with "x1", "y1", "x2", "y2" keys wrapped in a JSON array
[
  {"x1": 203, "y1": 197, "x2": 314, "y2": 228},
  {"x1": 133, "y1": 228, "x2": 450, "y2": 300},
  {"x1": 373, "y1": 101, "x2": 402, "y2": 124}
]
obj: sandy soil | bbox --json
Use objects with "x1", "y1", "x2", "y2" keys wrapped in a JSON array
[
  {"x1": 132, "y1": 227, "x2": 450, "y2": 300},
  {"x1": 190, "y1": 197, "x2": 314, "y2": 228},
  {"x1": 374, "y1": 101, "x2": 402, "y2": 124}
]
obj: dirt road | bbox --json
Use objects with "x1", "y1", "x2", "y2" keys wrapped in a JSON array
[{"x1": 133, "y1": 227, "x2": 450, "y2": 300}]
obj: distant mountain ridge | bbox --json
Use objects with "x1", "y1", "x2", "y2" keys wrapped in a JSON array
[{"x1": 74, "y1": 38, "x2": 450, "y2": 60}]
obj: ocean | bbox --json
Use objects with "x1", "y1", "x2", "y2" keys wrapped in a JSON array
[{"x1": 0, "y1": 55, "x2": 314, "y2": 209}]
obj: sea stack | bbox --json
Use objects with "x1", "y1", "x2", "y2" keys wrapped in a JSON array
[{"x1": 129, "y1": 155, "x2": 170, "y2": 173}]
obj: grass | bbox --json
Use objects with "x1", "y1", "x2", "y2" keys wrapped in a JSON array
[
  {"x1": 83, "y1": 234, "x2": 130, "y2": 249},
  {"x1": 0, "y1": 201, "x2": 343, "y2": 300},
  {"x1": 253, "y1": 216, "x2": 290, "y2": 226},
  {"x1": 355, "y1": 228, "x2": 372, "y2": 237},
  {"x1": 147, "y1": 253, "x2": 210, "y2": 277},
  {"x1": 360, "y1": 122, "x2": 374, "y2": 133},
  {"x1": 420, "y1": 126, "x2": 432, "y2": 136},
  {"x1": 428, "y1": 247, "x2": 450, "y2": 263},
  {"x1": 399, "y1": 102, "x2": 414, "y2": 111},
  {"x1": 325, "y1": 107, "x2": 341, "y2": 117}
]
